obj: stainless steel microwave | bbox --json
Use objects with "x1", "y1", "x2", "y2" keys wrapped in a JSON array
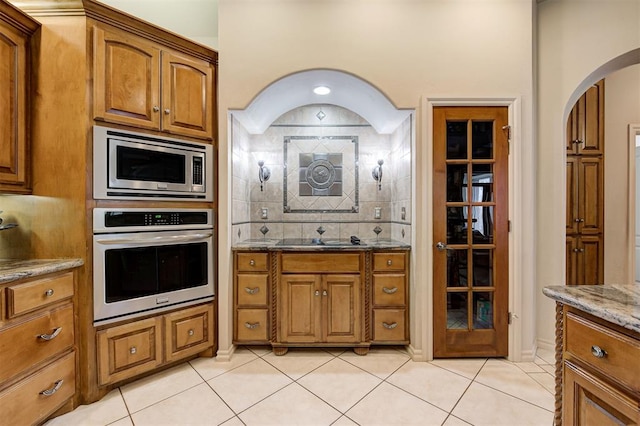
[{"x1": 93, "y1": 126, "x2": 213, "y2": 201}]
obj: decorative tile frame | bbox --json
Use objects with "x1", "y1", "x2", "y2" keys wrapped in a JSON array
[{"x1": 283, "y1": 135, "x2": 359, "y2": 213}]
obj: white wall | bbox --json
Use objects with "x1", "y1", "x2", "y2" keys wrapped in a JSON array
[
  {"x1": 537, "y1": 0, "x2": 640, "y2": 348},
  {"x1": 604, "y1": 65, "x2": 640, "y2": 284},
  {"x1": 218, "y1": 0, "x2": 536, "y2": 360},
  {"x1": 100, "y1": 0, "x2": 219, "y2": 49}
]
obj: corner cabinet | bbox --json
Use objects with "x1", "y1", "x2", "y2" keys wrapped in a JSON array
[
  {"x1": 0, "y1": 1, "x2": 39, "y2": 193},
  {"x1": 556, "y1": 304, "x2": 640, "y2": 425},
  {"x1": 93, "y1": 23, "x2": 215, "y2": 140},
  {"x1": 233, "y1": 248, "x2": 410, "y2": 356}
]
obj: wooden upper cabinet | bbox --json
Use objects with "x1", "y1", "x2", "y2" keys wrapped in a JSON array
[
  {"x1": 162, "y1": 52, "x2": 213, "y2": 140},
  {"x1": 92, "y1": 23, "x2": 215, "y2": 140},
  {"x1": 566, "y1": 80, "x2": 604, "y2": 156},
  {"x1": 93, "y1": 26, "x2": 161, "y2": 131},
  {"x1": 0, "y1": 3, "x2": 38, "y2": 193}
]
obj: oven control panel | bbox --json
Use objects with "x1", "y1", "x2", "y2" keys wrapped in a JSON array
[{"x1": 93, "y1": 208, "x2": 213, "y2": 232}]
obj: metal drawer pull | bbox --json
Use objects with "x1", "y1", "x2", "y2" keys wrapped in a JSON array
[
  {"x1": 382, "y1": 287, "x2": 398, "y2": 294},
  {"x1": 44, "y1": 289, "x2": 55, "y2": 297},
  {"x1": 249, "y1": 259, "x2": 255, "y2": 266},
  {"x1": 382, "y1": 322, "x2": 398, "y2": 329},
  {"x1": 188, "y1": 329, "x2": 195, "y2": 336},
  {"x1": 244, "y1": 322, "x2": 260, "y2": 329},
  {"x1": 244, "y1": 287, "x2": 260, "y2": 295},
  {"x1": 38, "y1": 327, "x2": 62, "y2": 341},
  {"x1": 387, "y1": 260, "x2": 392, "y2": 266},
  {"x1": 40, "y1": 379, "x2": 64, "y2": 396},
  {"x1": 591, "y1": 345, "x2": 607, "y2": 358},
  {"x1": 130, "y1": 346, "x2": 137, "y2": 354}
]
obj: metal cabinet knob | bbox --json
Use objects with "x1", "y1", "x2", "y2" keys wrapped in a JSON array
[
  {"x1": 188, "y1": 329, "x2": 195, "y2": 337},
  {"x1": 315, "y1": 290, "x2": 320, "y2": 296},
  {"x1": 591, "y1": 345, "x2": 606, "y2": 358},
  {"x1": 153, "y1": 106, "x2": 160, "y2": 112},
  {"x1": 322, "y1": 290, "x2": 328, "y2": 296},
  {"x1": 44, "y1": 289, "x2": 54, "y2": 297},
  {"x1": 249, "y1": 259, "x2": 255, "y2": 266},
  {"x1": 40, "y1": 379, "x2": 64, "y2": 396},
  {"x1": 387, "y1": 260, "x2": 392, "y2": 266},
  {"x1": 130, "y1": 346, "x2": 137, "y2": 354},
  {"x1": 164, "y1": 108, "x2": 170, "y2": 114}
]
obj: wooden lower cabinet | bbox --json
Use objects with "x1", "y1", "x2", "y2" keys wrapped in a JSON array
[
  {"x1": 97, "y1": 303, "x2": 214, "y2": 386},
  {"x1": 558, "y1": 306, "x2": 640, "y2": 424},
  {"x1": 233, "y1": 249, "x2": 410, "y2": 355},
  {"x1": 0, "y1": 268, "x2": 78, "y2": 425},
  {"x1": 279, "y1": 274, "x2": 361, "y2": 344}
]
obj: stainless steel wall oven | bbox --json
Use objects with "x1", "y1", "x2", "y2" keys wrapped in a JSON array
[{"x1": 93, "y1": 208, "x2": 215, "y2": 325}]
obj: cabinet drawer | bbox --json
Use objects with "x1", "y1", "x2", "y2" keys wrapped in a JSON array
[
  {"x1": 236, "y1": 252, "x2": 269, "y2": 272},
  {"x1": 565, "y1": 312, "x2": 640, "y2": 392},
  {"x1": 0, "y1": 351, "x2": 75, "y2": 426},
  {"x1": 236, "y1": 309, "x2": 269, "y2": 342},
  {"x1": 373, "y1": 274, "x2": 406, "y2": 307},
  {"x1": 7, "y1": 272, "x2": 74, "y2": 318},
  {"x1": 281, "y1": 253, "x2": 360, "y2": 273},
  {"x1": 164, "y1": 304, "x2": 213, "y2": 363},
  {"x1": 97, "y1": 316, "x2": 163, "y2": 386},
  {"x1": 237, "y1": 274, "x2": 269, "y2": 306},
  {"x1": 372, "y1": 309, "x2": 407, "y2": 342},
  {"x1": 373, "y1": 253, "x2": 406, "y2": 272},
  {"x1": 0, "y1": 303, "x2": 74, "y2": 384}
]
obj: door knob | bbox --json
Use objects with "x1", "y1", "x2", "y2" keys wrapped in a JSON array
[{"x1": 435, "y1": 242, "x2": 452, "y2": 251}]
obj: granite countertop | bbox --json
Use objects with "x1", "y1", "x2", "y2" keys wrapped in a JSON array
[
  {"x1": 232, "y1": 238, "x2": 411, "y2": 251},
  {"x1": 543, "y1": 284, "x2": 640, "y2": 333},
  {"x1": 0, "y1": 258, "x2": 84, "y2": 284}
]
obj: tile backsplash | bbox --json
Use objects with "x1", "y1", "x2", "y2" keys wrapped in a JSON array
[{"x1": 231, "y1": 104, "x2": 412, "y2": 245}]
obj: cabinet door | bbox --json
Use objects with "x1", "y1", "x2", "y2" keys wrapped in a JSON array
[
  {"x1": 564, "y1": 361, "x2": 640, "y2": 425},
  {"x1": 0, "y1": 20, "x2": 28, "y2": 189},
  {"x1": 566, "y1": 235, "x2": 578, "y2": 285},
  {"x1": 323, "y1": 275, "x2": 360, "y2": 343},
  {"x1": 566, "y1": 156, "x2": 579, "y2": 234},
  {"x1": 93, "y1": 25, "x2": 161, "y2": 130},
  {"x1": 164, "y1": 304, "x2": 213, "y2": 363},
  {"x1": 279, "y1": 275, "x2": 321, "y2": 343},
  {"x1": 96, "y1": 316, "x2": 162, "y2": 386},
  {"x1": 577, "y1": 157, "x2": 603, "y2": 235},
  {"x1": 577, "y1": 235, "x2": 603, "y2": 286},
  {"x1": 566, "y1": 81, "x2": 604, "y2": 155},
  {"x1": 161, "y1": 51, "x2": 213, "y2": 140}
]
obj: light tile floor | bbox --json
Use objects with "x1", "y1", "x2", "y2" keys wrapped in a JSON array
[{"x1": 46, "y1": 347, "x2": 556, "y2": 426}]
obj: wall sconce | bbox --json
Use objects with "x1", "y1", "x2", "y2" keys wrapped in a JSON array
[
  {"x1": 258, "y1": 160, "x2": 271, "y2": 192},
  {"x1": 371, "y1": 159, "x2": 384, "y2": 190}
]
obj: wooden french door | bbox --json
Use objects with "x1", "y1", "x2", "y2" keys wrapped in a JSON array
[{"x1": 433, "y1": 106, "x2": 509, "y2": 358}]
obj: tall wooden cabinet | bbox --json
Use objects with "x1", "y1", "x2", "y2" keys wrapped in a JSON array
[
  {"x1": 0, "y1": 0, "x2": 38, "y2": 193},
  {"x1": 566, "y1": 80, "x2": 604, "y2": 285},
  {"x1": 8, "y1": 0, "x2": 218, "y2": 407}
]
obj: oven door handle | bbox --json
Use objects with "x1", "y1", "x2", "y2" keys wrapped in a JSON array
[{"x1": 95, "y1": 232, "x2": 213, "y2": 245}]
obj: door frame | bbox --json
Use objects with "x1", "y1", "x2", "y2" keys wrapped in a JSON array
[
  {"x1": 417, "y1": 96, "x2": 528, "y2": 361},
  {"x1": 627, "y1": 124, "x2": 640, "y2": 284}
]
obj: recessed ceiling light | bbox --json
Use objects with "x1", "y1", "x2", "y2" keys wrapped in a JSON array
[{"x1": 313, "y1": 86, "x2": 331, "y2": 95}]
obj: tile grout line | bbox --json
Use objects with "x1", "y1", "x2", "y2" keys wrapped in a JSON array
[{"x1": 439, "y1": 358, "x2": 489, "y2": 425}]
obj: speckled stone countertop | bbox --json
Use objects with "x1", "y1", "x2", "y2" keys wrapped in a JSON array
[
  {"x1": 0, "y1": 259, "x2": 84, "y2": 284},
  {"x1": 232, "y1": 238, "x2": 411, "y2": 251},
  {"x1": 543, "y1": 284, "x2": 640, "y2": 333}
]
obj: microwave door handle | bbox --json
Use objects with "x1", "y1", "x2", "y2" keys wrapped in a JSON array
[{"x1": 95, "y1": 232, "x2": 213, "y2": 245}]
